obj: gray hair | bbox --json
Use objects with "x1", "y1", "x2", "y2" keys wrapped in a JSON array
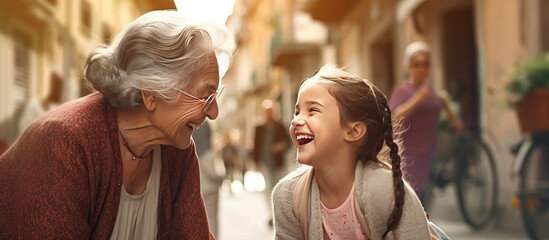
[
  {"x1": 84, "y1": 10, "x2": 236, "y2": 109},
  {"x1": 403, "y1": 41, "x2": 430, "y2": 68}
]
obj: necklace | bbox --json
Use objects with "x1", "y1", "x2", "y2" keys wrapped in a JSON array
[{"x1": 118, "y1": 130, "x2": 146, "y2": 161}]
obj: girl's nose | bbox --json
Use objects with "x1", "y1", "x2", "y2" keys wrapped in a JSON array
[{"x1": 291, "y1": 116, "x2": 304, "y2": 127}]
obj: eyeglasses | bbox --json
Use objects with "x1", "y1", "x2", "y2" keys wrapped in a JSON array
[
  {"x1": 174, "y1": 84, "x2": 225, "y2": 114},
  {"x1": 412, "y1": 61, "x2": 430, "y2": 69}
]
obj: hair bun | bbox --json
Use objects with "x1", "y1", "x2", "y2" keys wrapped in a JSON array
[{"x1": 84, "y1": 47, "x2": 133, "y2": 108}]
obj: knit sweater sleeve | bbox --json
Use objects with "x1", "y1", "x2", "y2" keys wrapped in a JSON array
[
  {"x1": 0, "y1": 119, "x2": 91, "y2": 239},
  {"x1": 272, "y1": 171, "x2": 304, "y2": 240},
  {"x1": 165, "y1": 143, "x2": 213, "y2": 239}
]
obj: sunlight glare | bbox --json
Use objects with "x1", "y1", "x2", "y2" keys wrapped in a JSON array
[
  {"x1": 173, "y1": 0, "x2": 236, "y2": 25},
  {"x1": 244, "y1": 170, "x2": 266, "y2": 192}
]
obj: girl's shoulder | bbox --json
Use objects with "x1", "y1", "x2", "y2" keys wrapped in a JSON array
[
  {"x1": 272, "y1": 165, "x2": 312, "y2": 219},
  {"x1": 275, "y1": 165, "x2": 311, "y2": 189},
  {"x1": 358, "y1": 161, "x2": 393, "y2": 179},
  {"x1": 356, "y1": 161, "x2": 396, "y2": 195},
  {"x1": 356, "y1": 160, "x2": 418, "y2": 206},
  {"x1": 272, "y1": 165, "x2": 313, "y2": 203}
]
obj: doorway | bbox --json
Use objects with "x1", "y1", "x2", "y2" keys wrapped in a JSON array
[
  {"x1": 371, "y1": 28, "x2": 395, "y2": 95},
  {"x1": 441, "y1": 4, "x2": 479, "y2": 131}
]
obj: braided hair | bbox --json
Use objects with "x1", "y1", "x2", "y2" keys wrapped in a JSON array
[{"x1": 308, "y1": 65, "x2": 405, "y2": 238}]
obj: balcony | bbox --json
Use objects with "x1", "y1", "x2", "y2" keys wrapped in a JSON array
[
  {"x1": 270, "y1": 12, "x2": 327, "y2": 66},
  {"x1": 132, "y1": 0, "x2": 175, "y2": 12},
  {"x1": 302, "y1": 0, "x2": 359, "y2": 23}
]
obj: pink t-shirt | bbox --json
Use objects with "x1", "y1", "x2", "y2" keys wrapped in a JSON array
[{"x1": 320, "y1": 183, "x2": 367, "y2": 240}]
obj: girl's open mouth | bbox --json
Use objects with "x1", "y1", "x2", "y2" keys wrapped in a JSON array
[{"x1": 296, "y1": 134, "x2": 314, "y2": 146}]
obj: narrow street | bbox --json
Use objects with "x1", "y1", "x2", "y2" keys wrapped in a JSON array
[{"x1": 218, "y1": 189, "x2": 274, "y2": 240}]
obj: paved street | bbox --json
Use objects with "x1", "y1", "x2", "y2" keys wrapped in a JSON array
[
  {"x1": 218, "y1": 189, "x2": 273, "y2": 240},
  {"x1": 217, "y1": 186, "x2": 530, "y2": 240}
]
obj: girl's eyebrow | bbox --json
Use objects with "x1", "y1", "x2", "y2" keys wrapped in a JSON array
[
  {"x1": 296, "y1": 100, "x2": 325, "y2": 109},
  {"x1": 304, "y1": 100, "x2": 324, "y2": 108}
]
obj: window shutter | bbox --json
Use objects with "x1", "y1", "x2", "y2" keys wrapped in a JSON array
[{"x1": 12, "y1": 29, "x2": 32, "y2": 110}]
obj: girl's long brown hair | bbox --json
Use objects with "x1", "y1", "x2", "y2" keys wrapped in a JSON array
[{"x1": 307, "y1": 65, "x2": 405, "y2": 238}]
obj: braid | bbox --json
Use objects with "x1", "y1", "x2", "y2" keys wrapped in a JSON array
[{"x1": 381, "y1": 106, "x2": 406, "y2": 238}]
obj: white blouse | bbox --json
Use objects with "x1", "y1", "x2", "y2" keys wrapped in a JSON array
[{"x1": 110, "y1": 145, "x2": 162, "y2": 240}]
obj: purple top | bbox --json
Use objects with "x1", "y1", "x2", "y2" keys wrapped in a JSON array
[{"x1": 389, "y1": 81, "x2": 442, "y2": 159}]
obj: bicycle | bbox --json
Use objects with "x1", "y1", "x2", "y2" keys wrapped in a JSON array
[
  {"x1": 511, "y1": 131, "x2": 549, "y2": 240},
  {"x1": 423, "y1": 130, "x2": 499, "y2": 230}
]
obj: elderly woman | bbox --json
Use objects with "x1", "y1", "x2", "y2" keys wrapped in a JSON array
[
  {"x1": 389, "y1": 42, "x2": 462, "y2": 203},
  {"x1": 0, "y1": 10, "x2": 235, "y2": 239}
]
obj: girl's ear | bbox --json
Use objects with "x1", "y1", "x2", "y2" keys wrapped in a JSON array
[
  {"x1": 344, "y1": 121, "x2": 366, "y2": 142},
  {"x1": 141, "y1": 90, "x2": 157, "y2": 111}
]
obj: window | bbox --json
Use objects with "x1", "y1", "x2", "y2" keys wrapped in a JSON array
[
  {"x1": 102, "y1": 23, "x2": 112, "y2": 44},
  {"x1": 541, "y1": 0, "x2": 549, "y2": 51},
  {"x1": 12, "y1": 29, "x2": 32, "y2": 110},
  {"x1": 81, "y1": 0, "x2": 92, "y2": 37}
]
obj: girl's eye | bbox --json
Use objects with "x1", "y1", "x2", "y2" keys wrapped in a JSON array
[
  {"x1": 309, "y1": 108, "x2": 319, "y2": 113},
  {"x1": 293, "y1": 111, "x2": 299, "y2": 118}
]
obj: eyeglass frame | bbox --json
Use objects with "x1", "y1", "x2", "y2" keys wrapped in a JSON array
[
  {"x1": 411, "y1": 61, "x2": 430, "y2": 69},
  {"x1": 174, "y1": 84, "x2": 225, "y2": 114}
]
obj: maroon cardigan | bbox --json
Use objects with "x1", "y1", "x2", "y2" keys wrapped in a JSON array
[{"x1": 0, "y1": 92, "x2": 213, "y2": 239}]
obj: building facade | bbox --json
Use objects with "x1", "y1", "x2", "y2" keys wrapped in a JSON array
[{"x1": 0, "y1": 0, "x2": 174, "y2": 143}]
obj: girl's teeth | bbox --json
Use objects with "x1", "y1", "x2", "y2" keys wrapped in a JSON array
[
  {"x1": 296, "y1": 135, "x2": 313, "y2": 140},
  {"x1": 296, "y1": 135, "x2": 314, "y2": 145}
]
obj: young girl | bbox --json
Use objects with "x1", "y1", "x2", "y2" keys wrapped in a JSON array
[{"x1": 272, "y1": 65, "x2": 433, "y2": 239}]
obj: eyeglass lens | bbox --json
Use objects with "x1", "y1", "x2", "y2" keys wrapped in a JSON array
[
  {"x1": 413, "y1": 61, "x2": 429, "y2": 69},
  {"x1": 202, "y1": 85, "x2": 224, "y2": 113}
]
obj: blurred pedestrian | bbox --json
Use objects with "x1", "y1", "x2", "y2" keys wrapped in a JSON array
[
  {"x1": 0, "y1": 10, "x2": 235, "y2": 239},
  {"x1": 253, "y1": 99, "x2": 291, "y2": 227},
  {"x1": 18, "y1": 71, "x2": 64, "y2": 134},
  {"x1": 221, "y1": 128, "x2": 244, "y2": 186},
  {"x1": 273, "y1": 65, "x2": 432, "y2": 239},
  {"x1": 193, "y1": 120, "x2": 224, "y2": 237},
  {"x1": 389, "y1": 41, "x2": 462, "y2": 201}
]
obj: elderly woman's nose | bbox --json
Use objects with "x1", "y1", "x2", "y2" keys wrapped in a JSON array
[{"x1": 205, "y1": 101, "x2": 219, "y2": 120}]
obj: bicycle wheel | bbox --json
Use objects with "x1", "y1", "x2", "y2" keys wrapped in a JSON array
[
  {"x1": 519, "y1": 135, "x2": 549, "y2": 240},
  {"x1": 423, "y1": 157, "x2": 452, "y2": 211},
  {"x1": 423, "y1": 131, "x2": 457, "y2": 211},
  {"x1": 454, "y1": 134, "x2": 498, "y2": 229},
  {"x1": 422, "y1": 175, "x2": 437, "y2": 211}
]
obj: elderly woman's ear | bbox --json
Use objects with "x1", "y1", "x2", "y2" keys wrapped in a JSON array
[{"x1": 141, "y1": 90, "x2": 157, "y2": 111}]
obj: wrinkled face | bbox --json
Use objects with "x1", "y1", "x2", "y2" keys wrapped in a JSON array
[
  {"x1": 153, "y1": 53, "x2": 221, "y2": 149},
  {"x1": 290, "y1": 80, "x2": 347, "y2": 167},
  {"x1": 409, "y1": 52, "x2": 430, "y2": 84}
]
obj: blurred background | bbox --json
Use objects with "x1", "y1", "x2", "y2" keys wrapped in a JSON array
[{"x1": 1, "y1": 0, "x2": 548, "y2": 239}]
